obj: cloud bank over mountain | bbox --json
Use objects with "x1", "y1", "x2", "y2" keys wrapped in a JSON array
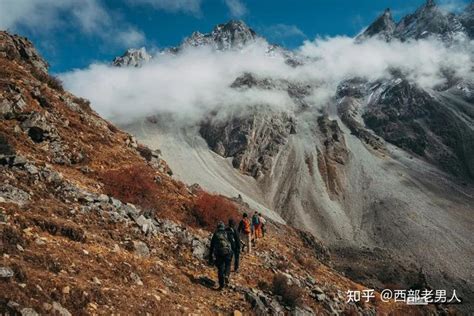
[{"x1": 60, "y1": 35, "x2": 473, "y2": 124}]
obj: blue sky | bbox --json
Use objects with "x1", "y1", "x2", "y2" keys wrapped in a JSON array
[{"x1": 0, "y1": 0, "x2": 470, "y2": 72}]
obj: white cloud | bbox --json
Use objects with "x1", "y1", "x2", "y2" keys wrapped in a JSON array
[
  {"x1": 125, "y1": 0, "x2": 202, "y2": 15},
  {"x1": 0, "y1": 0, "x2": 145, "y2": 48},
  {"x1": 438, "y1": 0, "x2": 470, "y2": 13},
  {"x1": 61, "y1": 41, "x2": 293, "y2": 123},
  {"x1": 116, "y1": 28, "x2": 147, "y2": 47},
  {"x1": 298, "y1": 36, "x2": 473, "y2": 88},
  {"x1": 265, "y1": 24, "x2": 306, "y2": 39},
  {"x1": 60, "y1": 36, "x2": 473, "y2": 125},
  {"x1": 224, "y1": 0, "x2": 248, "y2": 18}
]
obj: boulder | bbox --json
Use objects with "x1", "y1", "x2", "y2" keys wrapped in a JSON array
[
  {"x1": 192, "y1": 238, "x2": 210, "y2": 260},
  {"x1": 244, "y1": 291, "x2": 268, "y2": 315},
  {"x1": 0, "y1": 184, "x2": 30, "y2": 205},
  {"x1": 0, "y1": 266, "x2": 14, "y2": 278},
  {"x1": 132, "y1": 240, "x2": 150, "y2": 258},
  {"x1": 52, "y1": 302, "x2": 72, "y2": 316},
  {"x1": 130, "y1": 272, "x2": 143, "y2": 286},
  {"x1": 20, "y1": 308, "x2": 39, "y2": 316}
]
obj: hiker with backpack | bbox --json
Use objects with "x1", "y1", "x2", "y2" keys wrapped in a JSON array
[
  {"x1": 209, "y1": 221, "x2": 236, "y2": 290},
  {"x1": 238, "y1": 213, "x2": 252, "y2": 254},
  {"x1": 251, "y1": 212, "x2": 261, "y2": 242},
  {"x1": 226, "y1": 219, "x2": 241, "y2": 272}
]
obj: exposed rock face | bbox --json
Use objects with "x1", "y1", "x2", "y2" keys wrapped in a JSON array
[
  {"x1": 395, "y1": 0, "x2": 466, "y2": 41},
  {"x1": 112, "y1": 47, "x2": 152, "y2": 67},
  {"x1": 316, "y1": 116, "x2": 349, "y2": 198},
  {"x1": 362, "y1": 78, "x2": 474, "y2": 179},
  {"x1": 199, "y1": 110, "x2": 296, "y2": 178},
  {"x1": 357, "y1": 9, "x2": 396, "y2": 41},
  {"x1": 182, "y1": 20, "x2": 257, "y2": 50},
  {"x1": 198, "y1": 72, "x2": 303, "y2": 179},
  {"x1": 0, "y1": 32, "x2": 48, "y2": 73},
  {"x1": 336, "y1": 80, "x2": 385, "y2": 152},
  {"x1": 231, "y1": 72, "x2": 312, "y2": 108},
  {"x1": 459, "y1": 3, "x2": 474, "y2": 38}
]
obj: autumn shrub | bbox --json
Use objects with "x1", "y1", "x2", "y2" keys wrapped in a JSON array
[
  {"x1": 272, "y1": 273, "x2": 303, "y2": 308},
  {"x1": 101, "y1": 165, "x2": 161, "y2": 211},
  {"x1": 190, "y1": 192, "x2": 240, "y2": 231}
]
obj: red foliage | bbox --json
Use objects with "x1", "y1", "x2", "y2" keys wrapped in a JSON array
[
  {"x1": 101, "y1": 165, "x2": 162, "y2": 211},
  {"x1": 101, "y1": 165, "x2": 240, "y2": 231},
  {"x1": 190, "y1": 192, "x2": 240, "y2": 231}
]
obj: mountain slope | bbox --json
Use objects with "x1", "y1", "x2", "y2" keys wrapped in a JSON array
[
  {"x1": 113, "y1": 1, "x2": 474, "y2": 313},
  {"x1": 0, "y1": 31, "x2": 430, "y2": 315}
]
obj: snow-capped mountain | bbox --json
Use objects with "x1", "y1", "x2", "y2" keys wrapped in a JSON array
[
  {"x1": 113, "y1": 0, "x2": 474, "y2": 312},
  {"x1": 356, "y1": 9, "x2": 396, "y2": 41},
  {"x1": 111, "y1": 20, "x2": 303, "y2": 67},
  {"x1": 112, "y1": 47, "x2": 152, "y2": 67},
  {"x1": 359, "y1": 0, "x2": 470, "y2": 42},
  {"x1": 181, "y1": 20, "x2": 257, "y2": 50}
]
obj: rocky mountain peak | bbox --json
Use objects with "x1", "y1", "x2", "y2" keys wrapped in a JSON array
[
  {"x1": 182, "y1": 19, "x2": 257, "y2": 50},
  {"x1": 357, "y1": 8, "x2": 396, "y2": 41},
  {"x1": 360, "y1": 0, "x2": 469, "y2": 42},
  {"x1": 425, "y1": 0, "x2": 436, "y2": 8},
  {"x1": 112, "y1": 47, "x2": 152, "y2": 67},
  {"x1": 395, "y1": 0, "x2": 465, "y2": 41}
]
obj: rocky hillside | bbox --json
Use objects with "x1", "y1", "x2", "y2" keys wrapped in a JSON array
[{"x1": 0, "y1": 31, "x2": 435, "y2": 315}]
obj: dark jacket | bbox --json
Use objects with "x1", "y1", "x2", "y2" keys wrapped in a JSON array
[
  {"x1": 209, "y1": 227, "x2": 236, "y2": 259},
  {"x1": 226, "y1": 226, "x2": 240, "y2": 254}
]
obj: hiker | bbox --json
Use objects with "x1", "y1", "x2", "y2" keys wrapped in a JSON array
[
  {"x1": 226, "y1": 219, "x2": 241, "y2": 272},
  {"x1": 251, "y1": 212, "x2": 261, "y2": 241},
  {"x1": 209, "y1": 221, "x2": 236, "y2": 290},
  {"x1": 259, "y1": 212, "x2": 267, "y2": 238},
  {"x1": 238, "y1": 213, "x2": 252, "y2": 254}
]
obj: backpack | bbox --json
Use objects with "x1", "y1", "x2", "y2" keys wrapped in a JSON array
[
  {"x1": 252, "y1": 214, "x2": 260, "y2": 226},
  {"x1": 214, "y1": 230, "x2": 232, "y2": 256},
  {"x1": 242, "y1": 218, "x2": 251, "y2": 234}
]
